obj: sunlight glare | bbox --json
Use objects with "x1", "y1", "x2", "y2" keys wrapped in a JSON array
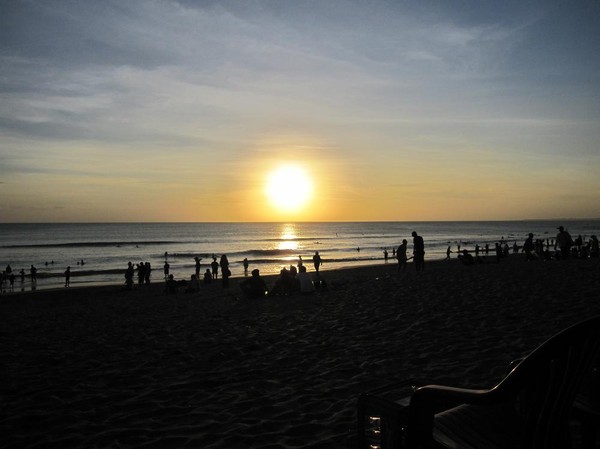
[{"x1": 265, "y1": 164, "x2": 313, "y2": 213}]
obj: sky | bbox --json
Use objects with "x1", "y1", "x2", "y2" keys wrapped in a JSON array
[{"x1": 1, "y1": 0, "x2": 599, "y2": 222}]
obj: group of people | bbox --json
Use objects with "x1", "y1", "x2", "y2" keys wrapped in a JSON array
[
  {"x1": 395, "y1": 231, "x2": 425, "y2": 273},
  {"x1": 522, "y1": 227, "x2": 599, "y2": 261}
]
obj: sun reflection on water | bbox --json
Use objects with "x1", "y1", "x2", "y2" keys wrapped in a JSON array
[{"x1": 278, "y1": 224, "x2": 299, "y2": 251}]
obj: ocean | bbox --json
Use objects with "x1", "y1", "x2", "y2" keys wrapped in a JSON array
[{"x1": 1, "y1": 220, "x2": 599, "y2": 291}]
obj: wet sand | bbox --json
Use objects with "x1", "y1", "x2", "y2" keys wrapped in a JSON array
[{"x1": 2, "y1": 255, "x2": 600, "y2": 448}]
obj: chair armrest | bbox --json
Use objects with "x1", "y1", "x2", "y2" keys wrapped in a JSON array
[{"x1": 407, "y1": 385, "x2": 502, "y2": 448}]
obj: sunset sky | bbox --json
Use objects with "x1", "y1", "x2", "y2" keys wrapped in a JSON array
[{"x1": 1, "y1": 0, "x2": 599, "y2": 222}]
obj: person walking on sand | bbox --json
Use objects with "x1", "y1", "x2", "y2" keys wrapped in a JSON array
[
  {"x1": 555, "y1": 226, "x2": 574, "y2": 259},
  {"x1": 412, "y1": 231, "x2": 425, "y2": 271},
  {"x1": 64, "y1": 266, "x2": 71, "y2": 287},
  {"x1": 397, "y1": 239, "x2": 408, "y2": 272},
  {"x1": 313, "y1": 251, "x2": 322, "y2": 274}
]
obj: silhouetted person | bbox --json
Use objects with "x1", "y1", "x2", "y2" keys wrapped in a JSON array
[
  {"x1": 203, "y1": 269, "x2": 212, "y2": 284},
  {"x1": 458, "y1": 250, "x2": 475, "y2": 265},
  {"x1": 590, "y1": 235, "x2": 599, "y2": 258},
  {"x1": 222, "y1": 265, "x2": 231, "y2": 288},
  {"x1": 313, "y1": 251, "x2": 322, "y2": 274},
  {"x1": 397, "y1": 239, "x2": 408, "y2": 272},
  {"x1": 383, "y1": 249, "x2": 388, "y2": 262},
  {"x1": 523, "y1": 233, "x2": 536, "y2": 261},
  {"x1": 30, "y1": 265, "x2": 37, "y2": 283},
  {"x1": 194, "y1": 257, "x2": 202, "y2": 278},
  {"x1": 243, "y1": 258, "x2": 249, "y2": 275},
  {"x1": 124, "y1": 262, "x2": 134, "y2": 290},
  {"x1": 211, "y1": 257, "x2": 219, "y2": 279},
  {"x1": 165, "y1": 274, "x2": 177, "y2": 294},
  {"x1": 9, "y1": 273, "x2": 15, "y2": 292},
  {"x1": 412, "y1": 231, "x2": 425, "y2": 271},
  {"x1": 186, "y1": 274, "x2": 200, "y2": 293},
  {"x1": 219, "y1": 254, "x2": 229, "y2": 277},
  {"x1": 297, "y1": 265, "x2": 315, "y2": 294},
  {"x1": 555, "y1": 226, "x2": 573, "y2": 259},
  {"x1": 240, "y1": 269, "x2": 268, "y2": 299},
  {"x1": 64, "y1": 266, "x2": 71, "y2": 287},
  {"x1": 163, "y1": 261, "x2": 170, "y2": 279},
  {"x1": 446, "y1": 246, "x2": 452, "y2": 260},
  {"x1": 145, "y1": 262, "x2": 151, "y2": 284},
  {"x1": 298, "y1": 255, "x2": 303, "y2": 269}
]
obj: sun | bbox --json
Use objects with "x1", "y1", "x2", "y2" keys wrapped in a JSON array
[{"x1": 265, "y1": 164, "x2": 314, "y2": 213}]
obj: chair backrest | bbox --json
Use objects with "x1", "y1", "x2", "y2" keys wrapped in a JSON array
[{"x1": 496, "y1": 316, "x2": 600, "y2": 448}]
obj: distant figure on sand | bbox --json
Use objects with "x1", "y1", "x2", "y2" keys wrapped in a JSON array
[
  {"x1": 163, "y1": 261, "x2": 170, "y2": 279},
  {"x1": 412, "y1": 231, "x2": 425, "y2": 271},
  {"x1": 555, "y1": 226, "x2": 574, "y2": 259},
  {"x1": 211, "y1": 257, "x2": 219, "y2": 279},
  {"x1": 194, "y1": 257, "x2": 202, "y2": 277},
  {"x1": 240, "y1": 269, "x2": 268, "y2": 299},
  {"x1": 383, "y1": 249, "x2": 388, "y2": 262},
  {"x1": 203, "y1": 269, "x2": 212, "y2": 284},
  {"x1": 590, "y1": 235, "x2": 599, "y2": 258},
  {"x1": 458, "y1": 250, "x2": 475, "y2": 265},
  {"x1": 30, "y1": 265, "x2": 37, "y2": 283},
  {"x1": 523, "y1": 233, "x2": 536, "y2": 261},
  {"x1": 124, "y1": 262, "x2": 134, "y2": 290},
  {"x1": 397, "y1": 239, "x2": 408, "y2": 272},
  {"x1": 313, "y1": 251, "x2": 322, "y2": 274},
  {"x1": 243, "y1": 258, "x2": 249, "y2": 274},
  {"x1": 64, "y1": 266, "x2": 71, "y2": 287},
  {"x1": 446, "y1": 246, "x2": 452, "y2": 260}
]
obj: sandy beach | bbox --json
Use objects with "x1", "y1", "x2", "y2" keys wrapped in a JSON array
[{"x1": 2, "y1": 255, "x2": 600, "y2": 448}]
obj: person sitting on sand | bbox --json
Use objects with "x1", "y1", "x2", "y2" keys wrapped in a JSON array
[
  {"x1": 203, "y1": 269, "x2": 212, "y2": 285},
  {"x1": 240, "y1": 269, "x2": 268, "y2": 299},
  {"x1": 458, "y1": 250, "x2": 475, "y2": 265},
  {"x1": 186, "y1": 274, "x2": 200, "y2": 293},
  {"x1": 297, "y1": 265, "x2": 315, "y2": 294},
  {"x1": 270, "y1": 267, "x2": 298, "y2": 296},
  {"x1": 165, "y1": 274, "x2": 178, "y2": 294}
]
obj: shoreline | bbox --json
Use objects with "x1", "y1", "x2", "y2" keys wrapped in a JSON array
[{"x1": 3, "y1": 255, "x2": 600, "y2": 448}]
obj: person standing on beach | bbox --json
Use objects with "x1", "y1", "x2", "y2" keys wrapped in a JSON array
[
  {"x1": 64, "y1": 266, "x2": 71, "y2": 287},
  {"x1": 313, "y1": 251, "x2": 322, "y2": 274},
  {"x1": 412, "y1": 231, "x2": 425, "y2": 271},
  {"x1": 397, "y1": 239, "x2": 408, "y2": 272},
  {"x1": 211, "y1": 257, "x2": 219, "y2": 279},
  {"x1": 194, "y1": 257, "x2": 202, "y2": 278},
  {"x1": 243, "y1": 258, "x2": 249, "y2": 275},
  {"x1": 523, "y1": 233, "x2": 535, "y2": 261},
  {"x1": 163, "y1": 261, "x2": 170, "y2": 279},
  {"x1": 30, "y1": 265, "x2": 37, "y2": 283},
  {"x1": 219, "y1": 254, "x2": 229, "y2": 276},
  {"x1": 555, "y1": 226, "x2": 574, "y2": 259}
]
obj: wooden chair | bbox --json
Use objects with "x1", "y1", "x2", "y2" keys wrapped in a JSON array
[{"x1": 406, "y1": 316, "x2": 600, "y2": 449}]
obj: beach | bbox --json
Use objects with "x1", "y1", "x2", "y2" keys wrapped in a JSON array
[{"x1": 2, "y1": 255, "x2": 600, "y2": 448}]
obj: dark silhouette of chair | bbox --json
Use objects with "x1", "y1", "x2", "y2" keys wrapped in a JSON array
[{"x1": 406, "y1": 316, "x2": 600, "y2": 449}]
